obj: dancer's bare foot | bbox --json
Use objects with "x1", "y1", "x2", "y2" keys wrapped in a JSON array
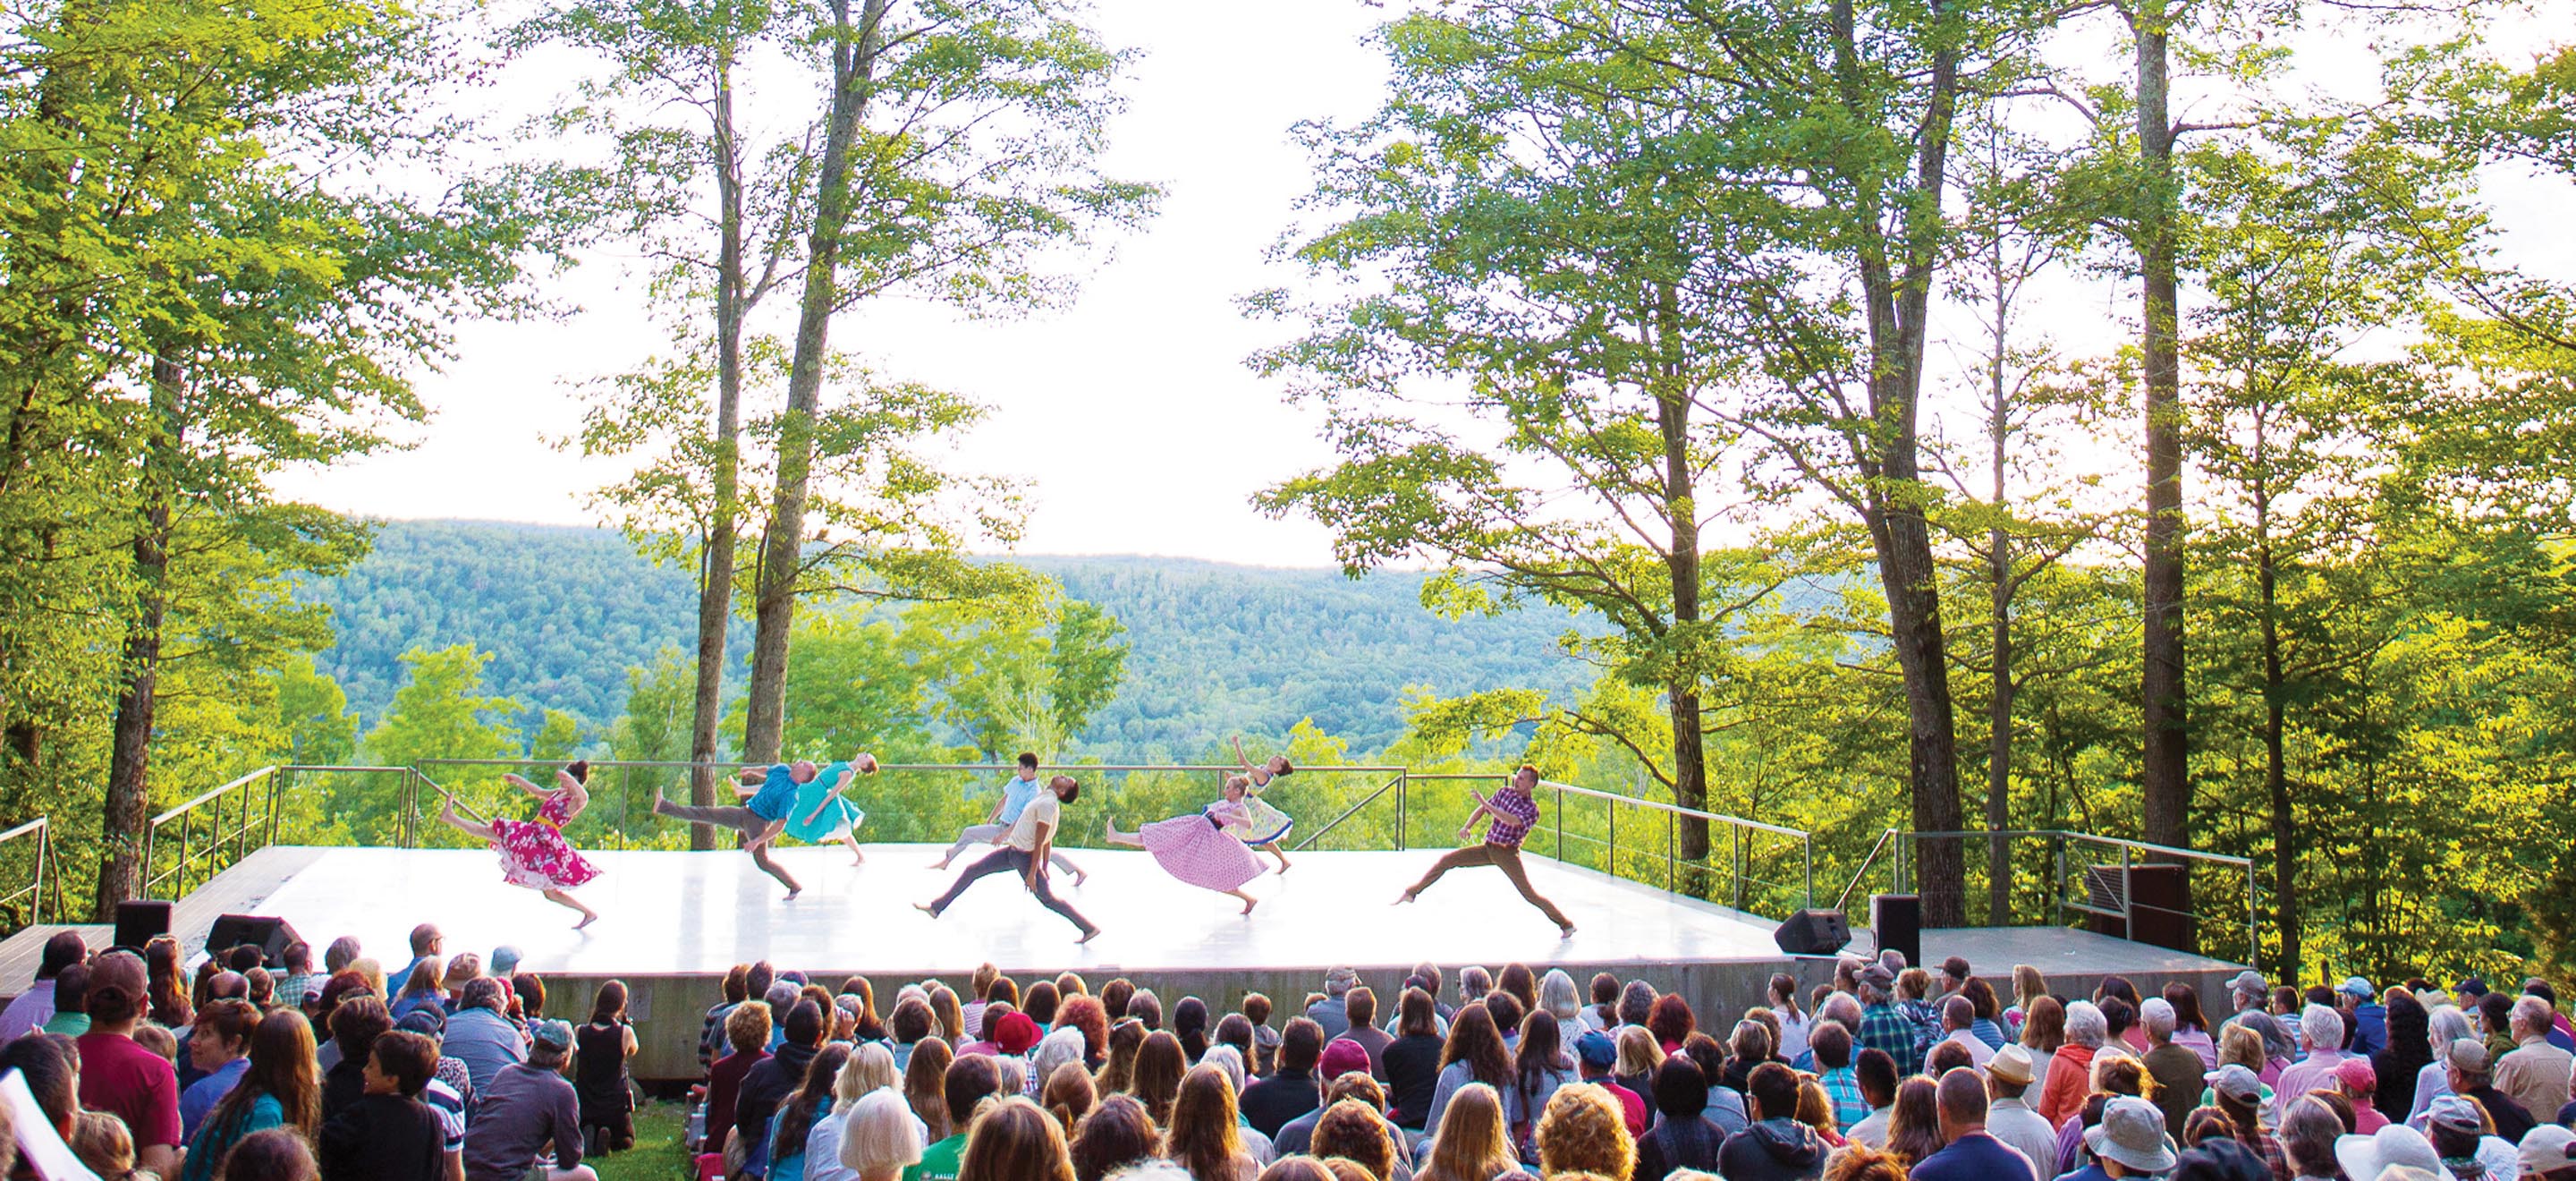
[
  {"x1": 782, "y1": 888, "x2": 801, "y2": 902},
  {"x1": 1241, "y1": 895, "x2": 1258, "y2": 915},
  {"x1": 1072, "y1": 868, "x2": 1089, "y2": 887},
  {"x1": 928, "y1": 856, "x2": 952, "y2": 871},
  {"x1": 1076, "y1": 926, "x2": 1101, "y2": 944},
  {"x1": 1394, "y1": 890, "x2": 1417, "y2": 906},
  {"x1": 575, "y1": 912, "x2": 598, "y2": 930},
  {"x1": 1559, "y1": 922, "x2": 1577, "y2": 939},
  {"x1": 912, "y1": 902, "x2": 938, "y2": 916}
]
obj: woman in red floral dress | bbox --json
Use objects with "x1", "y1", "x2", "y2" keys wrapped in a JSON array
[{"x1": 438, "y1": 760, "x2": 604, "y2": 928}]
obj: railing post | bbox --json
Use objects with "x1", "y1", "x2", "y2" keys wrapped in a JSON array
[
  {"x1": 2247, "y1": 861, "x2": 2260, "y2": 969},
  {"x1": 1803, "y1": 835, "x2": 1814, "y2": 910},
  {"x1": 1396, "y1": 772, "x2": 1407, "y2": 852},
  {"x1": 2120, "y1": 844, "x2": 2135, "y2": 938},
  {"x1": 2051, "y1": 834, "x2": 2067, "y2": 926},
  {"x1": 1666, "y1": 810, "x2": 1674, "y2": 895},
  {"x1": 1606, "y1": 797, "x2": 1615, "y2": 875},
  {"x1": 1555, "y1": 786, "x2": 1563, "y2": 863},
  {"x1": 1731, "y1": 824, "x2": 1743, "y2": 911},
  {"x1": 32, "y1": 824, "x2": 45, "y2": 927}
]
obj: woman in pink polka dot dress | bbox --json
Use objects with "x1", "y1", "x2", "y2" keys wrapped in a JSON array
[
  {"x1": 438, "y1": 760, "x2": 604, "y2": 928},
  {"x1": 1103, "y1": 775, "x2": 1267, "y2": 914}
]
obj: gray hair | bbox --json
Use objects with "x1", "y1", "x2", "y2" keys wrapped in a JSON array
[
  {"x1": 2513, "y1": 995, "x2": 2555, "y2": 1038},
  {"x1": 1104, "y1": 1163, "x2": 1196, "y2": 1181},
  {"x1": 1199, "y1": 1044, "x2": 1248, "y2": 1095},
  {"x1": 1819, "y1": 993, "x2": 1864, "y2": 1028},
  {"x1": 1540, "y1": 969, "x2": 1581, "y2": 1023},
  {"x1": 2299, "y1": 1003, "x2": 2344, "y2": 1052},
  {"x1": 1461, "y1": 966, "x2": 1493, "y2": 999},
  {"x1": 2142, "y1": 998, "x2": 2177, "y2": 1040},
  {"x1": 767, "y1": 981, "x2": 802, "y2": 1009},
  {"x1": 2063, "y1": 1000, "x2": 2108, "y2": 1048},
  {"x1": 1030, "y1": 1027, "x2": 1087, "y2": 1091},
  {"x1": 2428, "y1": 1006, "x2": 2473, "y2": 1060},
  {"x1": 840, "y1": 1087, "x2": 925, "y2": 1173}
]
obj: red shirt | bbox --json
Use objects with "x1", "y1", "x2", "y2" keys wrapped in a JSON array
[
  {"x1": 76, "y1": 1031, "x2": 182, "y2": 1150},
  {"x1": 1597, "y1": 1078, "x2": 1649, "y2": 1136},
  {"x1": 703, "y1": 1049, "x2": 767, "y2": 1155}
]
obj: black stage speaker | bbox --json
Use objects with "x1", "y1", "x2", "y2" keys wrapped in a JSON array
[
  {"x1": 205, "y1": 913, "x2": 300, "y2": 966},
  {"x1": 113, "y1": 900, "x2": 172, "y2": 950},
  {"x1": 2084, "y1": 863, "x2": 2196, "y2": 952},
  {"x1": 1872, "y1": 893, "x2": 1921, "y2": 967},
  {"x1": 1774, "y1": 908, "x2": 1851, "y2": 956}
]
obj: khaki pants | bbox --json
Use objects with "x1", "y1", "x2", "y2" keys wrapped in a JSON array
[{"x1": 1405, "y1": 844, "x2": 1572, "y2": 929}]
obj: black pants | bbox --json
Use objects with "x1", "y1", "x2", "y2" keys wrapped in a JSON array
[{"x1": 928, "y1": 847, "x2": 1095, "y2": 934}]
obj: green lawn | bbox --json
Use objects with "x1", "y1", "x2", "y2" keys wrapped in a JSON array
[{"x1": 595, "y1": 1101, "x2": 691, "y2": 1181}]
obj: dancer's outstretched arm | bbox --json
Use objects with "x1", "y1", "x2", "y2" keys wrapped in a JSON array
[
  {"x1": 801, "y1": 768, "x2": 852, "y2": 827},
  {"x1": 504, "y1": 773, "x2": 550, "y2": 797}
]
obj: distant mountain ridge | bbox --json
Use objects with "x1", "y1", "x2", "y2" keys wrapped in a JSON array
[{"x1": 295, "y1": 520, "x2": 1599, "y2": 754}]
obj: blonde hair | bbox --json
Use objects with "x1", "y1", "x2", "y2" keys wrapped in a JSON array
[
  {"x1": 837, "y1": 1041, "x2": 898, "y2": 1109},
  {"x1": 841, "y1": 1087, "x2": 925, "y2": 1173},
  {"x1": 1615, "y1": 1024, "x2": 1665, "y2": 1076},
  {"x1": 1535, "y1": 1083, "x2": 1633, "y2": 1180},
  {"x1": 1424, "y1": 1083, "x2": 1517, "y2": 1181}
]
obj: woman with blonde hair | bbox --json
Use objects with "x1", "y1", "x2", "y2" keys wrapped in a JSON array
[
  {"x1": 1309, "y1": 1098, "x2": 1399, "y2": 1180},
  {"x1": 1420, "y1": 1082, "x2": 1518, "y2": 1181},
  {"x1": 837, "y1": 1088, "x2": 924, "y2": 1181},
  {"x1": 803, "y1": 1042, "x2": 899, "y2": 1181},
  {"x1": 1612, "y1": 1024, "x2": 1665, "y2": 1100},
  {"x1": 1539, "y1": 969, "x2": 1583, "y2": 1027},
  {"x1": 1795, "y1": 1076, "x2": 1849, "y2": 1148},
  {"x1": 1164, "y1": 1064, "x2": 1258, "y2": 1181},
  {"x1": 929, "y1": 984, "x2": 966, "y2": 1044},
  {"x1": 1534, "y1": 1082, "x2": 1634, "y2": 1178},
  {"x1": 958, "y1": 1095, "x2": 1077, "y2": 1181},
  {"x1": 2005, "y1": 965, "x2": 2049, "y2": 1029}
]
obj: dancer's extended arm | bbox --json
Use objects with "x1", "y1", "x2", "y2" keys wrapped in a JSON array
[
  {"x1": 801, "y1": 768, "x2": 852, "y2": 826},
  {"x1": 1458, "y1": 789, "x2": 1495, "y2": 842},
  {"x1": 504, "y1": 773, "x2": 547, "y2": 797}
]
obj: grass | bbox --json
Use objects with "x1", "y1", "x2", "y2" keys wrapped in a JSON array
[{"x1": 594, "y1": 1101, "x2": 691, "y2": 1181}]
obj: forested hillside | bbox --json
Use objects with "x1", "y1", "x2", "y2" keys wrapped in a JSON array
[{"x1": 295, "y1": 521, "x2": 1597, "y2": 752}]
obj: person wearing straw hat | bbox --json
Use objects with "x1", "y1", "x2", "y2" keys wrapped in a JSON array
[
  {"x1": 437, "y1": 761, "x2": 602, "y2": 928},
  {"x1": 2088, "y1": 1096, "x2": 2182, "y2": 1180},
  {"x1": 2334, "y1": 1122, "x2": 2443, "y2": 1181},
  {"x1": 1986, "y1": 1045, "x2": 2060, "y2": 1176}
]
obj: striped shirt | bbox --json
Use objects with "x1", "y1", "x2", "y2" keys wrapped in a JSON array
[{"x1": 1485, "y1": 790, "x2": 1538, "y2": 848}]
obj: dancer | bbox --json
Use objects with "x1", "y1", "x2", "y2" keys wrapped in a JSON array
[
  {"x1": 651, "y1": 760, "x2": 833, "y2": 900},
  {"x1": 929, "y1": 752, "x2": 1086, "y2": 885},
  {"x1": 1104, "y1": 778, "x2": 1267, "y2": 914},
  {"x1": 1228, "y1": 735, "x2": 1297, "y2": 872},
  {"x1": 437, "y1": 761, "x2": 602, "y2": 928},
  {"x1": 784, "y1": 754, "x2": 877, "y2": 865},
  {"x1": 915, "y1": 775, "x2": 1099, "y2": 943},
  {"x1": 1394, "y1": 764, "x2": 1576, "y2": 937}
]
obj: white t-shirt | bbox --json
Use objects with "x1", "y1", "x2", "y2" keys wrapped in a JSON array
[{"x1": 1008, "y1": 794, "x2": 1059, "y2": 852}]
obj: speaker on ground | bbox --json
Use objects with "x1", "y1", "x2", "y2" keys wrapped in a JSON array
[
  {"x1": 112, "y1": 900, "x2": 172, "y2": 952},
  {"x1": 204, "y1": 913, "x2": 301, "y2": 967},
  {"x1": 1774, "y1": 907, "x2": 1851, "y2": 956},
  {"x1": 1871, "y1": 892, "x2": 1921, "y2": 967}
]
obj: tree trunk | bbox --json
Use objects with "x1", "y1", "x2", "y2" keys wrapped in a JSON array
[
  {"x1": 2255, "y1": 464, "x2": 2296, "y2": 976},
  {"x1": 741, "y1": 0, "x2": 888, "y2": 764},
  {"x1": 1652, "y1": 280, "x2": 1712, "y2": 864},
  {"x1": 1986, "y1": 231, "x2": 2016, "y2": 928},
  {"x1": 95, "y1": 351, "x2": 182, "y2": 917},
  {"x1": 2136, "y1": 4, "x2": 2190, "y2": 854},
  {"x1": 687, "y1": 40, "x2": 747, "y2": 848}
]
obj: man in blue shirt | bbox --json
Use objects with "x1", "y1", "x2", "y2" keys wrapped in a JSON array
[
  {"x1": 1911, "y1": 1068, "x2": 2040, "y2": 1181},
  {"x1": 928, "y1": 752, "x2": 1086, "y2": 884},
  {"x1": 654, "y1": 760, "x2": 823, "y2": 898},
  {"x1": 2339, "y1": 978, "x2": 2388, "y2": 1058}
]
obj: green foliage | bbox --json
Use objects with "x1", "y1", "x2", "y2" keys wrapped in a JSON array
[{"x1": 362, "y1": 646, "x2": 523, "y2": 769}]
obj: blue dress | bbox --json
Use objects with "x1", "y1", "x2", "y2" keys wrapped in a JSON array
[{"x1": 784, "y1": 761, "x2": 865, "y2": 844}]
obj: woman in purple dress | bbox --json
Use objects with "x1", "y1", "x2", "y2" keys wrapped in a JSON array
[
  {"x1": 437, "y1": 761, "x2": 603, "y2": 928},
  {"x1": 1104, "y1": 778, "x2": 1266, "y2": 914}
]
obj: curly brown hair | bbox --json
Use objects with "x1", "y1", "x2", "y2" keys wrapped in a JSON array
[{"x1": 1535, "y1": 1083, "x2": 1634, "y2": 1181}]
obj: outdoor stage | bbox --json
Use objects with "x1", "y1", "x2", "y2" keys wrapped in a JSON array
[{"x1": 0, "y1": 842, "x2": 2247, "y2": 1080}]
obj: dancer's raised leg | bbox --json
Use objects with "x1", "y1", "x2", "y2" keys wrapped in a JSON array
[
  {"x1": 1259, "y1": 841, "x2": 1292, "y2": 873},
  {"x1": 440, "y1": 800, "x2": 496, "y2": 842},
  {"x1": 1397, "y1": 845, "x2": 1493, "y2": 904},
  {"x1": 1104, "y1": 820, "x2": 1143, "y2": 848}
]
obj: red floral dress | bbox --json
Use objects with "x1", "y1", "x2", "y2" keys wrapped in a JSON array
[{"x1": 489, "y1": 788, "x2": 601, "y2": 890}]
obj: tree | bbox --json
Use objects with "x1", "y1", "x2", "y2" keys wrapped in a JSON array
[
  {"x1": 275, "y1": 657, "x2": 357, "y2": 768},
  {"x1": 364, "y1": 647, "x2": 523, "y2": 769},
  {"x1": 733, "y1": 0, "x2": 1159, "y2": 763}
]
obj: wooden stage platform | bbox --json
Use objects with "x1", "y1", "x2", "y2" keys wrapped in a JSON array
[{"x1": 0, "y1": 844, "x2": 2246, "y2": 1081}]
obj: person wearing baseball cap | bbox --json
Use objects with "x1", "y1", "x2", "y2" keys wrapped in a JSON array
[
  {"x1": 2334, "y1": 1057, "x2": 2388, "y2": 1133},
  {"x1": 2087, "y1": 1095, "x2": 2180, "y2": 1177},
  {"x1": 2421, "y1": 1094, "x2": 2517, "y2": 1181},
  {"x1": 2199, "y1": 1064, "x2": 2288, "y2": 1181},
  {"x1": 2339, "y1": 979, "x2": 2389, "y2": 1059},
  {"x1": 2519, "y1": 1126, "x2": 2576, "y2": 1181},
  {"x1": 462, "y1": 1019, "x2": 585, "y2": 1181},
  {"x1": 1572, "y1": 1028, "x2": 1653, "y2": 1135},
  {"x1": 2441, "y1": 1039, "x2": 2537, "y2": 1144}
]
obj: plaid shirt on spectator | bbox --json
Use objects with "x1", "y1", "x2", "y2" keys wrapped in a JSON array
[
  {"x1": 1822, "y1": 1065, "x2": 1868, "y2": 1130},
  {"x1": 1898, "y1": 998, "x2": 1941, "y2": 1058},
  {"x1": 2236, "y1": 1126, "x2": 2290, "y2": 1181},
  {"x1": 1860, "y1": 1003, "x2": 1919, "y2": 1066},
  {"x1": 276, "y1": 972, "x2": 318, "y2": 1009}
]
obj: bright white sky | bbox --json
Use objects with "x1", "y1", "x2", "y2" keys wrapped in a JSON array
[{"x1": 269, "y1": 0, "x2": 2573, "y2": 567}]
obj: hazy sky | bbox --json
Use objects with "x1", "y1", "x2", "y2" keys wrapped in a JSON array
[{"x1": 268, "y1": 1, "x2": 2572, "y2": 567}]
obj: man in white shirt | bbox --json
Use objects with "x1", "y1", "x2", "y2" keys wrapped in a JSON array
[
  {"x1": 1983, "y1": 1045, "x2": 2058, "y2": 1180},
  {"x1": 1927, "y1": 996, "x2": 1997, "y2": 1073},
  {"x1": 931, "y1": 752, "x2": 1086, "y2": 883},
  {"x1": 916, "y1": 775, "x2": 1098, "y2": 942}
]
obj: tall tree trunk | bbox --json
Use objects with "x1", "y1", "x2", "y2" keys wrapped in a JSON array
[
  {"x1": 95, "y1": 351, "x2": 182, "y2": 916},
  {"x1": 1987, "y1": 436, "x2": 2015, "y2": 926},
  {"x1": 1652, "y1": 280, "x2": 1713, "y2": 864},
  {"x1": 741, "y1": 0, "x2": 888, "y2": 763},
  {"x1": 2135, "y1": 2, "x2": 2190, "y2": 854},
  {"x1": 686, "y1": 41, "x2": 747, "y2": 848},
  {"x1": 2258, "y1": 523, "x2": 2295, "y2": 976},
  {"x1": 1831, "y1": 0, "x2": 1968, "y2": 926}
]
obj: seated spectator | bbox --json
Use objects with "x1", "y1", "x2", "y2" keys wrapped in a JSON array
[
  {"x1": 838, "y1": 1086, "x2": 925, "y2": 1181},
  {"x1": 2421, "y1": 1094, "x2": 2517, "y2": 1181},
  {"x1": 2279, "y1": 1094, "x2": 2344, "y2": 1181},
  {"x1": 1501, "y1": 1010, "x2": 1575, "y2": 1145},
  {"x1": 1167, "y1": 1063, "x2": 1261, "y2": 1181},
  {"x1": 1885, "y1": 1075, "x2": 1943, "y2": 1167},
  {"x1": 0, "y1": 932, "x2": 84, "y2": 1040},
  {"x1": 2519, "y1": 1126, "x2": 2576, "y2": 1181},
  {"x1": 44, "y1": 962, "x2": 91, "y2": 1038},
  {"x1": 181, "y1": 1008, "x2": 322, "y2": 1181},
  {"x1": 739, "y1": 999, "x2": 827, "y2": 1161},
  {"x1": 444, "y1": 976, "x2": 527, "y2": 1100},
  {"x1": 1572, "y1": 1030, "x2": 1648, "y2": 1136},
  {"x1": 1421, "y1": 1082, "x2": 1517, "y2": 1181},
  {"x1": 765, "y1": 1041, "x2": 852, "y2": 1181},
  {"x1": 917, "y1": 1051, "x2": 1007, "y2": 1181},
  {"x1": 1385, "y1": 988, "x2": 1447, "y2": 1131},
  {"x1": 1534, "y1": 1082, "x2": 1630, "y2": 1177},
  {"x1": 392, "y1": 957, "x2": 445, "y2": 1022},
  {"x1": 464, "y1": 1019, "x2": 589, "y2": 1181},
  {"x1": 72, "y1": 1110, "x2": 140, "y2": 1180},
  {"x1": 1068, "y1": 1093, "x2": 1157, "y2": 1181},
  {"x1": 1813, "y1": 1021, "x2": 1866, "y2": 1131},
  {"x1": 2496, "y1": 997, "x2": 2574, "y2": 1122},
  {"x1": 1274, "y1": 1043, "x2": 1376, "y2": 1156},
  {"x1": 1911, "y1": 1066, "x2": 2037, "y2": 1181},
  {"x1": 2142, "y1": 998, "x2": 2207, "y2": 1138},
  {"x1": 179, "y1": 998, "x2": 260, "y2": 1141},
  {"x1": 707, "y1": 1000, "x2": 774, "y2": 1157},
  {"x1": 1340, "y1": 987, "x2": 1393, "y2": 1078},
  {"x1": 77, "y1": 950, "x2": 183, "y2": 1177},
  {"x1": 318, "y1": 1029, "x2": 447, "y2": 1181},
  {"x1": 2085, "y1": 1095, "x2": 2181, "y2": 1181},
  {"x1": 957, "y1": 1095, "x2": 1076, "y2": 1181},
  {"x1": 1846, "y1": 1047, "x2": 1901, "y2": 1150},
  {"x1": 1637, "y1": 1057, "x2": 1727, "y2": 1179},
  {"x1": 2445, "y1": 1038, "x2": 2536, "y2": 1144},
  {"x1": 1718, "y1": 1062, "x2": 1828, "y2": 1181},
  {"x1": 1242, "y1": 1017, "x2": 1326, "y2": 1138},
  {"x1": 389, "y1": 1008, "x2": 468, "y2": 1176},
  {"x1": 1796, "y1": 1077, "x2": 1849, "y2": 1150},
  {"x1": 224, "y1": 1126, "x2": 320, "y2": 1181}
]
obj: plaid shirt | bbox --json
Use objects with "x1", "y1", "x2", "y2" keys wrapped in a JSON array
[
  {"x1": 1860, "y1": 1003, "x2": 1919, "y2": 1066},
  {"x1": 2237, "y1": 1127, "x2": 2290, "y2": 1181},
  {"x1": 1822, "y1": 1065, "x2": 1868, "y2": 1130}
]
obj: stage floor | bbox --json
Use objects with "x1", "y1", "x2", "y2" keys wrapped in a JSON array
[{"x1": 191, "y1": 843, "x2": 1795, "y2": 979}]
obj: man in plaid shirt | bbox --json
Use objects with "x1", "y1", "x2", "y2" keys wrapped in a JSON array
[
  {"x1": 1858, "y1": 967, "x2": 1919, "y2": 1065},
  {"x1": 1813, "y1": 1022, "x2": 1869, "y2": 1130}
]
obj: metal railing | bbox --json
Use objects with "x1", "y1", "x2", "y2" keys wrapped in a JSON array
[
  {"x1": 1889, "y1": 828, "x2": 2260, "y2": 966},
  {"x1": 142, "y1": 765, "x2": 420, "y2": 897},
  {"x1": 0, "y1": 818, "x2": 62, "y2": 932}
]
